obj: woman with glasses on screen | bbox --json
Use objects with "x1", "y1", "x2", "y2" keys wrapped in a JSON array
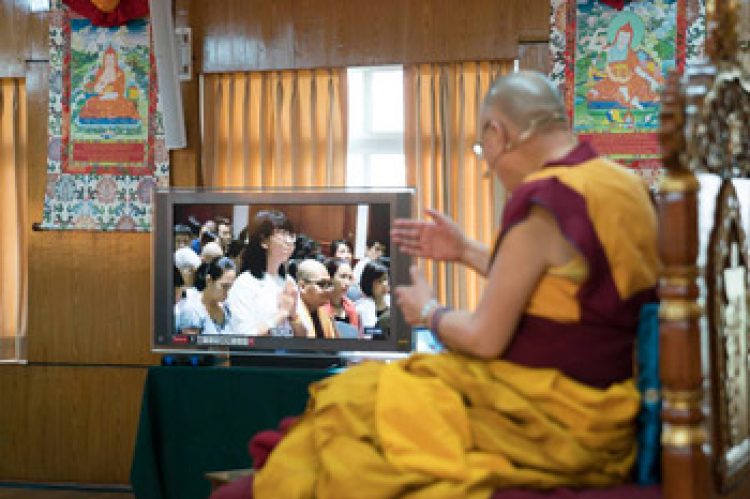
[
  {"x1": 225, "y1": 210, "x2": 303, "y2": 336},
  {"x1": 175, "y1": 256, "x2": 236, "y2": 335}
]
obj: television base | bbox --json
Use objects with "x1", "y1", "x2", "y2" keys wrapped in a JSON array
[{"x1": 229, "y1": 354, "x2": 346, "y2": 370}]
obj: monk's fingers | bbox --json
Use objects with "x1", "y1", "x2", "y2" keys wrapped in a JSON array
[{"x1": 393, "y1": 241, "x2": 425, "y2": 255}]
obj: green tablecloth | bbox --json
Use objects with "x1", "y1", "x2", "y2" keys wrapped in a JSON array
[{"x1": 130, "y1": 365, "x2": 334, "y2": 499}]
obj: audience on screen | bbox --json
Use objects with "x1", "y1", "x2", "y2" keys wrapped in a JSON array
[
  {"x1": 173, "y1": 246, "x2": 202, "y2": 303},
  {"x1": 352, "y1": 238, "x2": 385, "y2": 283},
  {"x1": 175, "y1": 257, "x2": 236, "y2": 335},
  {"x1": 173, "y1": 213, "x2": 390, "y2": 339},
  {"x1": 323, "y1": 258, "x2": 361, "y2": 338},
  {"x1": 216, "y1": 216, "x2": 233, "y2": 253},
  {"x1": 294, "y1": 259, "x2": 336, "y2": 338},
  {"x1": 173, "y1": 224, "x2": 194, "y2": 250},
  {"x1": 225, "y1": 211, "x2": 304, "y2": 336},
  {"x1": 190, "y1": 220, "x2": 217, "y2": 254},
  {"x1": 355, "y1": 260, "x2": 390, "y2": 329},
  {"x1": 200, "y1": 241, "x2": 224, "y2": 263},
  {"x1": 330, "y1": 239, "x2": 353, "y2": 263},
  {"x1": 225, "y1": 239, "x2": 246, "y2": 271}
]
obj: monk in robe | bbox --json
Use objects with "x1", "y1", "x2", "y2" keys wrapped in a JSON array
[
  {"x1": 79, "y1": 46, "x2": 140, "y2": 125},
  {"x1": 214, "y1": 71, "x2": 659, "y2": 499}
]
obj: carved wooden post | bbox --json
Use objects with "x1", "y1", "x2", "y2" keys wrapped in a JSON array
[{"x1": 657, "y1": 71, "x2": 709, "y2": 499}]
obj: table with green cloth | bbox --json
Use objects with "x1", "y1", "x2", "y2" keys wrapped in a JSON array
[{"x1": 130, "y1": 365, "x2": 335, "y2": 499}]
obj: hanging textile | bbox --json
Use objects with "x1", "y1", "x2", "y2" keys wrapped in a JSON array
[
  {"x1": 41, "y1": 0, "x2": 168, "y2": 231},
  {"x1": 549, "y1": 0, "x2": 706, "y2": 188}
]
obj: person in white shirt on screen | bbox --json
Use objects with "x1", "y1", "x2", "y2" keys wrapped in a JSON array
[
  {"x1": 355, "y1": 260, "x2": 390, "y2": 329},
  {"x1": 225, "y1": 211, "x2": 304, "y2": 336}
]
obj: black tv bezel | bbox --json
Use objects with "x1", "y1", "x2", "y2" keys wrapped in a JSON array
[{"x1": 152, "y1": 187, "x2": 415, "y2": 357}]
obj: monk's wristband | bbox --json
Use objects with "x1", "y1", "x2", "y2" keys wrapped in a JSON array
[
  {"x1": 419, "y1": 298, "x2": 440, "y2": 326},
  {"x1": 430, "y1": 306, "x2": 451, "y2": 340}
]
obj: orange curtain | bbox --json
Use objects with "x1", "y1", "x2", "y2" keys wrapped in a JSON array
[
  {"x1": 405, "y1": 61, "x2": 513, "y2": 310},
  {"x1": 201, "y1": 69, "x2": 347, "y2": 188},
  {"x1": 0, "y1": 79, "x2": 27, "y2": 361}
]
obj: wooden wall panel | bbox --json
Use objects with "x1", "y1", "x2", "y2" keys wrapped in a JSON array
[
  {"x1": 192, "y1": 0, "x2": 551, "y2": 72},
  {"x1": 518, "y1": 41, "x2": 551, "y2": 74},
  {"x1": 0, "y1": 365, "x2": 147, "y2": 483},
  {"x1": 0, "y1": 0, "x2": 26, "y2": 77}
]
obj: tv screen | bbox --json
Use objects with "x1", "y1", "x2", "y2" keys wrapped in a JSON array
[{"x1": 152, "y1": 188, "x2": 414, "y2": 358}]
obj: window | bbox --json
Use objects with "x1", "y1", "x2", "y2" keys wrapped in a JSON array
[{"x1": 346, "y1": 66, "x2": 405, "y2": 188}]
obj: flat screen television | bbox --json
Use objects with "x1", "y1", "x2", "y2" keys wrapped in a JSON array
[{"x1": 152, "y1": 188, "x2": 415, "y2": 363}]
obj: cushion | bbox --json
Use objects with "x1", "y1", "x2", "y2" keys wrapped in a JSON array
[{"x1": 634, "y1": 303, "x2": 661, "y2": 485}]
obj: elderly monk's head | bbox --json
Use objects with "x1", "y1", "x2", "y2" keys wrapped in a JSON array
[
  {"x1": 476, "y1": 71, "x2": 575, "y2": 191},
  {"x1": 296, "y1": 259, "x2": 333, "y2": 310}
]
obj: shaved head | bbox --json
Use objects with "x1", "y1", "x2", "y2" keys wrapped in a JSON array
[
  {"x1": 483, "y1": 71, "x2": 568, "y2": 133},
  {"x1": 297, "y1": 259, "x2": 328, "y2": 283}
]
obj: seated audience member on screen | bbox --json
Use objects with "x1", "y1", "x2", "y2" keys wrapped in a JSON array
[
  {"x1": 173, "y1": 246, "x2": 201, "y2": 304},
  {"x1": 352, "y1": 238, "x2": 385, "y2": 283},
  {"x1": 330, "y1": 239, "x2": 353, "y2": 263},
  {"x1": 174, "y1": 224, "x2": 193, "y2": 250},
  {"x1": 355, "y1": 260, "x2": 390, "y2": 329},
  {"x1": 190, "y1": 219, "x2": 217, "y2": 254},
  {"x1": 175, "y1": 257, "x2": 236, "y2": 335},
  {"x1": 242, "y1": 72, "x2": 659, "y2": 498},
  {"x1": 216, "y1": 216, "x2": 233, "y2": 253},
  {"x1": 225, "y1": 211, "x2": 303, "y2": 336},
  {"x1": 322, "y1": 258, "x2": 361, "y2": 338},
  {"x1": 294, "y1": 259, "x2": 337, "y2": 338},
  {"x1": 225, "y1": 239, "x2": 246, "y2": 270},
  {"x1": 200, "y1": 241, "x2": 224, "y2": 263}
]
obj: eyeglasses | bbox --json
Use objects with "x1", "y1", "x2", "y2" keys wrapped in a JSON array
[
  {"x1": 472, "y1": 119, "x2": 500, "y2": 161},
  {"x1": 473, "y1": 113, "x2": 567, "y2": 160},
  {"x1": 307, "y1": 279, "x2": 334, "y2": 290}
]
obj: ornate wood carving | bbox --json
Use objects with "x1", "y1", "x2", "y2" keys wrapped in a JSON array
[
  {"x1": 658, "y1": 70, "x2": 708, "y2": 499},
  {"x1": 706, "y1": 180, "x2": 750, "y2": 491},
  {"x1": 659, "y1": 1, "x2": 750, "y2": 497}
]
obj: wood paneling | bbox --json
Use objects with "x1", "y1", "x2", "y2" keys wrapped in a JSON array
[
  {"x1": 0, "y1": 1, "x2": 48, "y2": 76},
  {"x1": 192, "y1": 0, "x2": 551, "y2": 72},
  {"x1": 518, "y1": 42, "x2": 551, "y2": 74},
  {"x1": 0, "y1": 365, "x2": 147, "y2": 483}
]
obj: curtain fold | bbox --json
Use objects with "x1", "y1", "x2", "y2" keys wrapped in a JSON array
[
  {"x1": 0, "y1": 79, "x2": 28, "y2": 360},
  {"x1": 202, "y1": 69, "x2": 347, "y2": 188},
  {"x1": 405, "y1": 61, "x2": 513, "y2": 310}
]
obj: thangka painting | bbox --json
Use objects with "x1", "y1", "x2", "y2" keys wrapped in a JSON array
[
  {"x1": 41, "y1": 0, "x2": 169, "y2": 231},
  {"x1": 550, "y1": 0, "x2": 705, "y2": 187}
]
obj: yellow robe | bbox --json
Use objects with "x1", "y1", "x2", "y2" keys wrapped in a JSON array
[{"x1": 254, "y1": 354, "x2": 639, "y2": 498}]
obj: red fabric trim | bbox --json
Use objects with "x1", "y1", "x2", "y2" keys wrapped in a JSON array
[
  {"x1": 62, "y1": 0, "x2": 148, "y2": 27},
  {"x1": 247, "y1": 416, "x2": 299, "y2": 470},
  {"x1": 599, "y1": 0, "x2": 627, "y2": 9}
]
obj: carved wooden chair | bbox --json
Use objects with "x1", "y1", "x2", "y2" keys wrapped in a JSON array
[{"x1": 657, "y1": 1, "x2": 750, "y2": 498}]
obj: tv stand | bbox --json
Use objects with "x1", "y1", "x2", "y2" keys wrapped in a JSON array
[{"x1": 229, "y1": 354, "x2": 347, "y2": 370}]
